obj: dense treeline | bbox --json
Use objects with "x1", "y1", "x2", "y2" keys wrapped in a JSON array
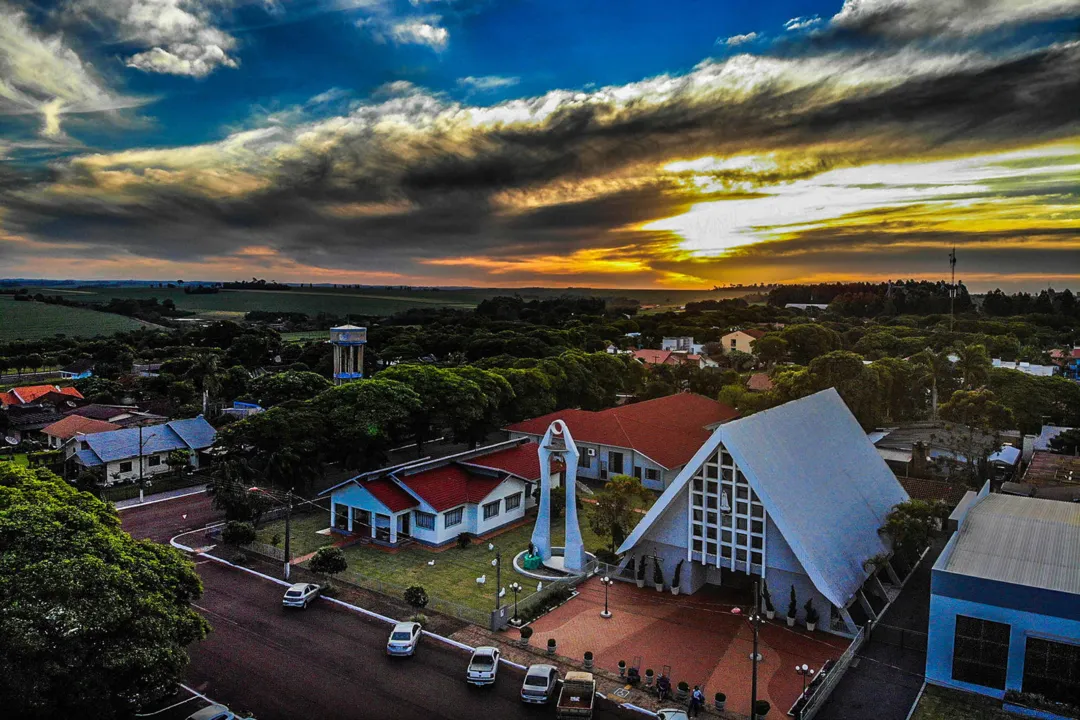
[{"x1": 767, "y1": 280, "x2": 974, "y2": 317}]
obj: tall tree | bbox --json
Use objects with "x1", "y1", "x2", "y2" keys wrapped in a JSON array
[
  {"x1": 0, "y1": 465, "x2": 209, "y2": 718},
  {"x1": 939, "y1": 389, "x2": 1015, "y2": 486},
  {"x1": 587, "y1": 474, "x2": 652, "y2": 554},
  {"x1": 377, "y1": 364, "x2": 486, "y2": 453},
  {"x1": 953, "y1": 343, "x2": 991, "y2": 390},
  {"x1": 911, "y1": 348, "x2": 955, "y2": 419}
]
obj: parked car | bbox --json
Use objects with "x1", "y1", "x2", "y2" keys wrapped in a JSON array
[
  {"x1": 186, "y1": 704, "x2": 236, "y2": 720},
  {"x1": 466, "y1": 646, "x2": 500, "y2": 686},
  {"x1": 386, "y1": 621, "x2": 422, "y2": 656},
  {"x1": 657, "y1": 710, "x2": 689, "y2": 720},
  {"x1": 556, "y1": 671, "x2": 595, "y2": 718},
  {"x1": 520, "y1": 664, "x2": 560, "y2": 704},
  {"x1": 281, "y1": 582, "x2": 320, "y2": 609}
]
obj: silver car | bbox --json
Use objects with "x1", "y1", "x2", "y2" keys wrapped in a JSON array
[
  {"x1": 282, "y1": 582, "x2": 320, "y2": 609},
  {"x1": 466, "y1": 646, "x2": 500, "y2": 686},
  {"x1": 520, "y1": 663, "x2": 559, "y2": 704},
  {"x1": 386, "y1": 621, "x2": 422, "y2": 656}
]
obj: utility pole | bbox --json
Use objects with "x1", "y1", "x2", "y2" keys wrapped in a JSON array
[
  {"x1": 751, "y1": 580, "x2": 761, "y2": 719},
  {"x1": 283, "y1": 487, "x2": 293, "y2": 581},
  {"x1": 949, "y1": 246, "x2": 957, "y2": 332}
]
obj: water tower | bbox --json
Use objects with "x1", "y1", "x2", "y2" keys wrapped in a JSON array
[{"x1": 330, "y1": 325, "x2": 367, "y2": 385}]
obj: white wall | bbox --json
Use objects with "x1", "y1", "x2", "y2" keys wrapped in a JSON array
[{"x1": 103, "y1": 453, "x2": 173, "y2": 484}]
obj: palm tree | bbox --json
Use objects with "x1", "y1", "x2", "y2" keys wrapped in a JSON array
[
  {"x1": 912, "y1": 349, "x2": 953, "y2": 419},
  {"x1": 953, "y1": 343, "x2": 990, "y2": 390}
]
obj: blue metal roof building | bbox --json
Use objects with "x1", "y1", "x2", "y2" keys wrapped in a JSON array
[
  {"x1": 75, "y1": 416, "x2": 216, "y2": 468},
  {"x1": 619, "y1": 389, "x2": 910, "y2": 636}
]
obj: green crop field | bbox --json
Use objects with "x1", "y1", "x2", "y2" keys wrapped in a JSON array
[{"x1": 0, "y1": 296, "x2": 157, "y2": 340}]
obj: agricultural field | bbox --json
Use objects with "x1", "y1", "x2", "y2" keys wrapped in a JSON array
[{"x1": 0, "y1": 295, "x2": 157, "y2": 341}]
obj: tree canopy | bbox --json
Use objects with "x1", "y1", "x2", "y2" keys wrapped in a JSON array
[{"x1": 0, "y1": 464, "x2": 208, "y2": 719}]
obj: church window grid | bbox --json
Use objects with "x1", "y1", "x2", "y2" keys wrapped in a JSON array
[{"x1": 687, "y1": 444, "x2": 766, "y2": 575}]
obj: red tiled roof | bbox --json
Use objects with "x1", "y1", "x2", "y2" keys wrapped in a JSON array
[
  {"x1": 41, "y1": 415, "x2": 121, "y2": 440},
  {"x1": 747, "y1": 372, "x2": 774, "y2": 392},
  {"x1": 505, "y1": 393, "x2": 739, "y2": 469},
  {"x1": 632, "y1": 349, "x2": 673, "y2": 365},
  {"x1": 6, "y1": 385, "x2": 84, "y2": 405},
  {"x1": 744, "y1": 328, "x2": 767, "y2": 339},
  {"x1": 896, "y1": 475, "x2": 969, "y2": 507},
  {"x1": 462, "y1": 441, "x2": 542, "y2": 480},
  {"x1": 363, "y1": 476, "x2": 418, "y2": 513},
  {"x1": 397, "y1": 465, "x2": 512, "y2": 512},
  {"x1": 0, "y1": 391, "x2": 16, "y2": 406}
]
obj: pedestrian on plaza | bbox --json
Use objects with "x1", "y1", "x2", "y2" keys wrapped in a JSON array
[{"x1": 688, "y1": 685, "x2": 703, "y2": 717}]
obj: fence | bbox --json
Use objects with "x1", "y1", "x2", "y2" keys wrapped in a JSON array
[{"x1": 796, "y1": 625, "x2": 868, "y2": 720}]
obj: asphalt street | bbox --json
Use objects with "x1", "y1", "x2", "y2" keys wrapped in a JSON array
[
  {"x1": 121, "y1": 493, "x2": 644, "y2": 720},
  {"x1": 120, "y1": 491, "x2": 222, "y2": 543},
  {"x1": 187, "y1": 560, "x2": 642, "y2": 720}
]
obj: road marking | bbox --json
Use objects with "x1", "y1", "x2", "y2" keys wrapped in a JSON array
[{"x1": 115, "y1": 487, "x2": 209, "y2": 511}]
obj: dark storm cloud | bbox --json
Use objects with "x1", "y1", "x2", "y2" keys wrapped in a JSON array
[{"x1": 1, "y1": 38, "x2": 1079, "y2": 276}]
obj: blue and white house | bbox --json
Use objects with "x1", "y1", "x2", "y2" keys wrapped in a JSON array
[
  {"x1": 618, "y1": 389, "x2": 909, "y2": 636},
  {"x1": 72, "y1": 417, "x2": 217, "y2": 484},
  {"x1": 927, "y1": 489, "x2": 1080, "y2": 712}
]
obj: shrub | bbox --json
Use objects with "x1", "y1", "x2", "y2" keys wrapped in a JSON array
[
  {"x1": 716, "y1": 692, "x2": 726, "y2": 701},
  {"x1": 547, "y1": 638, "x2": 556, "y2": 648},
  {"x1": 584, "y1": 651, "x2": 593, "y2": 660},
  {"x1": 221, "y1": 521, "x2": 256, "y2": 547},
  {"x1": 636, "y1": 557, "x2": 646, "y2": 581},
  {"x1": 754, "y1": 700, "x2": 771, "y2": 716},
  {"x1": 457, "y1": 532, "x2": 473, "y2": 549},
  {"x1": 594, "y1": 548, "x2": 619, "y2": 564},
  {"x1": 270, "y1": 534, "x2": 281, "y2": 547},
  {"x1": 404, "y1": 585, "x2": 429, "y2": 612},
  {"x1": 652, "y1": 557, "x2": 663, "y2": 586},
  {"x1": 309, "y1": 547, "x2": 348, "y2": 580},
  {"x1": 762, "y1": 580, "x2": 774, "y2": 612},
  {"x1": 410, "y1": 613, "x2": 428, "y2": 626},
  {"x1": 672, "y1": 559, "x2": 684, "y2": 588},
  {"x1": 519, "y1": 626, "x2": 533, "y2": 640},
  {"x1": 625, "y1": 556, "x2": 636, "y2": 578},
  {"x1": 788, "y1": 585, "x2": 797, "y2": 618},
  {"x1": 678, "y1": 681, "x2": 689, "y2": 692},
  {"x1": 804, "y1": 598, "x2": 819, "y2": 625}
]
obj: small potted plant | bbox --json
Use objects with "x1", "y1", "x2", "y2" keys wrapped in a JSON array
[
  {"x1": 715, "y1": 692, "x2": 727, "y2": 712},
  {"x1": 636, "y1": 557, "x2": 646, "y2": 588},
  {"x1": 652, "y1": 557, "x2": 664, "y2": 592},
  {"x1": 519, "y1": 625, "x2": 533, "y2": 647},
  {"x1": 547, "y1": 638, "x2": 557, "y2": 656},
  {"x1": 618, "y1": 660, "x2": 627, "y2": 678},
  {"x1": 787, "y1": 585, "x2": 797, "y2": 627},
  {"x1": 676, "y1": 681, "x2": 689, "y2": 702},
  {"x1": 804, "y1": 598, "x2": 819, "y2": 632},
  {"x1": 762, "y1": 580, "x2": 775, "y2": 620},
  {"x1": 644, "y1": 668, "x2": 655, "y2": 687},
  {"x1": 584, "y1": 651, "x2": 594, "y2": 670},
  {"x1": 754, "y1": 699, "x2": 771, "y2": 719},
  {"x1": 671, "y1": 559, "x2": 684, "y2": 596}
]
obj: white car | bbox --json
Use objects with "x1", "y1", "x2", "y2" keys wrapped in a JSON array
[
  {"x1": 186, "y1": 704, "x2": 236, "y2": 720},
  {"x1": 386, "y1": 621, "x2": 422, "y2": 656},
  {"x1": 282, "y1": 582, "x2": 320, "y2": 609},
  {"x1": 466, "y1": 646, "x2": 500, "y2": 686},
  {"x1": 657, "y1": 710, "x2": 689, "y2": 720}
]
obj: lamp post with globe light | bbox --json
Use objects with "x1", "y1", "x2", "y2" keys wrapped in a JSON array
[
  {"x1": 509, "y1": 582, "x2": 523, "y2": 625},
  {"x1": 796, "y1": 664, "x2": 815, "y2": 695},
  {"x1": 600, "y1": 576, "x2": 614, "y2": 619}
]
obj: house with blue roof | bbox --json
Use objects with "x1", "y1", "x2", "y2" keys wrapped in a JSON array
[
  {"x1": 618, "y1": 389, "x2": 910, "y2": 636},
  {"x1": 73, "y1": 416, "x2": 217, "y2": 484}
]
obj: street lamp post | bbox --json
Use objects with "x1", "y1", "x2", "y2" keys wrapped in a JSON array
[
  {"x1": 600, "y1": 576, "x2": 614, "y2": 619},
  {"x1": 509, "y1": 582, "x2": 522, "y2": 625},
  {"x1": 796, "y1": 663, "x2": 815, "y2": 695}
]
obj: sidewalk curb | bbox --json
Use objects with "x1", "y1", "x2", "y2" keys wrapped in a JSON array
[{"x1": 116, "y1": 487, "x2": 207, "y2": 511}]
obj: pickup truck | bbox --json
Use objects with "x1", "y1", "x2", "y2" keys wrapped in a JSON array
[{"x1": 556, "y1": 671, "x2": 595, "y2": 719}]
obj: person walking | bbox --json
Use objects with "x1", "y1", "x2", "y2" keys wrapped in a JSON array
[{"x1": 689, "y1": 685, "x2": 704, "y2": 717}]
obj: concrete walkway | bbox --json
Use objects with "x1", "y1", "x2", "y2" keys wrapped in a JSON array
[{"x1": 115, "y1": 485, "x2": 208, "y2": 510}]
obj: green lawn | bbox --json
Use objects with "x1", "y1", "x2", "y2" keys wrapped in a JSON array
[
  {"x1": 0, "y1": 296, "x2": 155, "y2": 341},
  {"x1": 255, "y1": 512, "x2": 333, "y2": 558},
  {"x1": 285, "y1": 511, "x2": 613, "y2": 613},
  {"x1": 909, "y1": 685, "x2": 1017, "y2": 720}
]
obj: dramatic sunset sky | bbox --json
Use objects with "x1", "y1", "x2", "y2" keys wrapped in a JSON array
[{"x1": 1, "y1": 0, "x2": 1078, "y2": 289}]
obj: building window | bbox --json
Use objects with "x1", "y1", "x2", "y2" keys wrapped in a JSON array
[
  {"x1": 952, "y1": 615, "x2": 1010, "y2": 690},
  {"x1": 147, "y1": 455, "x2": 161, "y2": 467},
  {"x1": 444, "y1": 507, "x2": 464, "y2": 528},
  {"x1": 504, "y1": 493, "x2": 522, "y2": 511},
  {"x1": 119, "y1": 461, "x2": 133, "y2": 473},
  {"x1": 578, "y1": 451, "x2": 590, "y2": 468},
  {"x1": 1024, "y1": 637, "x2": 1080, "y2": 706},
  {"x1": 483, "y1": 501, "x2": 500, "y2": 521},
  {"x1": 414, "y1": 511, "x2": 436, "y2": 531},
  {"x1": 645, "y1": 468, "x2": 660, "y2": 482},
  {"x1": 608, "y1": 451, "x2": 624, "y2": 474},
  {"x1": 633, "y1": 466, "x2": 642, "y2": 480}
]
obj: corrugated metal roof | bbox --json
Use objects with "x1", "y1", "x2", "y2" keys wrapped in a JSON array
[
  {"x1": 620, "y1": 388, "x2": 909, "y2": 608},
  {"x1": 82, "y1": 417, "x2": 216, "y2": 462},
  {"x1": 75, "y1": 448, "x2": 103, "y2": 466},
  {"x1": 944, "y1": 493, "x2": 1080, "y2": 595},
  {"x1": 167, "y1": 417, "x2": 217, "y2": 451}
]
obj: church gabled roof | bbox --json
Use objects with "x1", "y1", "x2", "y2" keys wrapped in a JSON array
[{"x1": 618, "y1": 388, "x2": 908, "y2": 608}]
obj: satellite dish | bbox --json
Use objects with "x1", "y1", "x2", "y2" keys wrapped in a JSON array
[{"x1": 4, "y1": 437, "x2": 17, "y2": 446}]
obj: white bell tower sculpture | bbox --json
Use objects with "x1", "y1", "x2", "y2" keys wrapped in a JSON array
[{"x1": 531, "y1": 420, "x2": 587, "y2": 573}]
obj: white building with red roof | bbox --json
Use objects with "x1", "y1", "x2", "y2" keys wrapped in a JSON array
[
  {"x1": 319, "y1": 438, "x2": 549, "y2": 547},
  {"x1": 505, "y1": 393, "x2": 738, "y2": 491}
]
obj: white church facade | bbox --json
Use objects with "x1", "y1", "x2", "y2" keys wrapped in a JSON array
[{"x1": 618, "y1": 388, "x2": 910, "y2": 636}]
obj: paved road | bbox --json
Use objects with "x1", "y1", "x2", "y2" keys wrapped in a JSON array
[
  {"x1": 187, "y1": 561, "x2": 641, "y2": 720},
  {"x1": 120, "y1": 491, "x2": 222, "y2": 543}
]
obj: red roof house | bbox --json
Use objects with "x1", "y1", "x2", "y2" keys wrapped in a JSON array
[
  {"x1": 0, "y1": 384, "x2": 83, "y2": 407},
  {"x1": 506, "y1": 393, "x2": 738, "y2": 488},
  {"x1": 41, "y1": 415, "x2": 122, "y2": 449}
]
